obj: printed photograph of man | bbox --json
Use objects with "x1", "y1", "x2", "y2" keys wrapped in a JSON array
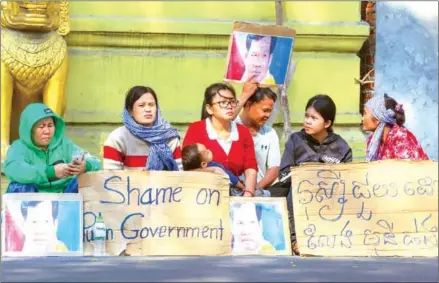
[
  {"x1": 225, "y1": 31, "x2": 294, "y2": 86},
  {"x1": 2, "y1": 198, "x2": 82, "y2": 255},
  {"x1": 241, "y1": 34, "x2": 277, "y2": 84},
  {"x1": 230, "y1": 202, "x2": 277, "y2": 254},
  {"x1": 21, "y1": 200, "x2": 69, "y2": 253}
]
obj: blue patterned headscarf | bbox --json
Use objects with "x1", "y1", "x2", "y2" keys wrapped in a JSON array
[
  {"x1": 122, "y1": 105, "x2": 180, "y2": 171},
  {"x1": 365, "y1": 95, "x2": 396, "y2": 162}
]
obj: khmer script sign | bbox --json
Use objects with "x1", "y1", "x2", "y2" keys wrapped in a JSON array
[{"x1": 291, "y1": 160, "x2": 438, "y2": 257}]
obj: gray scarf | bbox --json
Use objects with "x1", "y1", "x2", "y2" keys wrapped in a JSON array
[{"x1": 365, "y1": 95, "x2": 396, "y2": 161}]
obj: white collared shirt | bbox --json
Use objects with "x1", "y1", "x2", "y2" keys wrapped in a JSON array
[{"x1": 205, "y1": 118, "x2": 239, "y2": 155}]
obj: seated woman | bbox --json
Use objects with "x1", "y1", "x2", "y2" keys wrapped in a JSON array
[
  {"x1": 183, "y1": 83, "x2": 258, "y2": 197},
  {"x1": 272, "y1": 94, "x2": 353, "y2": 195},
  {"x1": 4, "y1": 103, "x2": 101, "y2": 193},
  {"x1": 268, "y1": 94, "x2": 353, "y2": 255},
  {"x1": 103, "y1": 86, "x2": 182, "y2": 171},
  {"x1": 362, "y1": 93, "x2": 429, "y2": 161}
]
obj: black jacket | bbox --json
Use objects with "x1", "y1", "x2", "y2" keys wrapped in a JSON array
[{"x1": 278, "y1": 129, "x2": 353, "y2": 187}]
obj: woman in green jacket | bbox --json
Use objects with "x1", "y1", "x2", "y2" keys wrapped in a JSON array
[{"x1": 4, "y1": 103, "x2": 101, "y2": 193}]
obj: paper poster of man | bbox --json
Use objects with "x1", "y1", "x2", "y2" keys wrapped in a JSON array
[
  {"x1": 230, "y1": 198, "x2": 291, "y2": 255},
  {"x1": 225, "y1": 22, "x2": 295, "y2": 86},
  {"x1": 2, "y1": 194, "x2": 82, "y2": 256}
]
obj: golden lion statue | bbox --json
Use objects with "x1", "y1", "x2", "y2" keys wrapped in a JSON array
[{"x1": 1, "y1": 1, "x2": 70, "y2": 160}]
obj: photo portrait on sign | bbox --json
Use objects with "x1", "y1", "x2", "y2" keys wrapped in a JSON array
[
  {"x1": 230, "y1": 197, "x2": 291, "y2": 255},
  {"x1": 1, "y1": 193, "x2": 83, "y2": 256},
  {"x1": 224, "y1": 22, "x2": 295, "y2": 86}
]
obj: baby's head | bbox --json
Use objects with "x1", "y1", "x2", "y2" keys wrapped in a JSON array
[{"x1": 182, "y1": 143, "x2": 213, "y2": 171}]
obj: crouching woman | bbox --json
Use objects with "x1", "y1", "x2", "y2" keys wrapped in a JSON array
[{"x1": 3, "y1": 103, "x2": 101, "y2": 193}]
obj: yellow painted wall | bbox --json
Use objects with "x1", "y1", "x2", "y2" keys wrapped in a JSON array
[
  {"x1": 1, "y1": 1, "x2": 370, "y2": 192},
  {"x1": 65, "y1": 1, "x2": 368, "y2": 123},
  {"x1": 61, "y1": 1, "x2": 369, "y2": 162}
]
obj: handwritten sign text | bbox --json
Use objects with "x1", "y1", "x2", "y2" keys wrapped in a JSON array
[
  {"x1": 292, "y1": 160, "x2": 438, "y2": 257},
  {"x1": 79, "y1": 170, "x2": 231, "y2": 256}
]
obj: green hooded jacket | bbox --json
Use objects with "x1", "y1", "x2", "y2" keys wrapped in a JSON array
[{"x1": 4, "y1": 103, "x2": 101, "y2": 193}]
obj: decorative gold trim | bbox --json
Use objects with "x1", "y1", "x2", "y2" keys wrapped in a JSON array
[
  {"x1": 66, "y1": 32, "x2": 368, "y2": 53},
  {"x1": 57, "y1": 1, "x2": 70, "y2": 36},
  {"x1": 1, "y1": 28, "x2": 67, "y2": 89}
]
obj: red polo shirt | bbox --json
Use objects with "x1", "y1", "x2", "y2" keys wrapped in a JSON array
[{"x1": 183, "y1": 119, "x2": 258, "y2": 176}]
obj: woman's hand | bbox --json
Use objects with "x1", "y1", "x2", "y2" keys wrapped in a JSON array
[
  {"x1": 70, "y1": 160, "x2": 86, "y2": 175},
  {"x1": 54, "y1": 163, "x2": 76, "y2": 178},
  {"x1": 241, "y1": 76, "x2": 259, "y2": 98},
  {"x1": 232, "y1": 76, "x2": 259, "y2": 120}
]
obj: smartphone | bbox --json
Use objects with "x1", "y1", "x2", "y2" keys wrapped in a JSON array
[{"x1": 72, "y1": 152, "x2": 85, "y2": 164}]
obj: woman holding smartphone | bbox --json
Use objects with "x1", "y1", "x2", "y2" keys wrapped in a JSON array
[{"x1": 4, "y1": 103, "x2": 102, "y2": 193}]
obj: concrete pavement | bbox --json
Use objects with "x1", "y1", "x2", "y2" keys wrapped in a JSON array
[{"x1": 2, "y1": 256, "x2": 438, "y2": 282}]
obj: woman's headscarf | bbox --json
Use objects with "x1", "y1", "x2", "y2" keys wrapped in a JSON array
[
  {"x1": 122, "y1": 104, "x2": 180, "y2": 171},
  {"x1": 365, "y1": 95, "x2": 396, "y2": 161}
]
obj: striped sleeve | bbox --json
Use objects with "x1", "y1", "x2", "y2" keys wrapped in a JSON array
[
  {"x1": 103, "y1": 128, "x2": 126, "y2": 170},
  {"x1": 169, "y1": 137, "x2": 183, "y2": 171}
]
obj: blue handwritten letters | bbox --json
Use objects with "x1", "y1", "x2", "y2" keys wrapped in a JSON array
[
  {"x1": 80, "y1": 171, "x2": 230, "y2": 256},
  {"x1": 100, "y1": 176, "x2": 183, "y2": 205},
  {"x1": 84, "y1": 212, "x2": 224, "y2": 242}
]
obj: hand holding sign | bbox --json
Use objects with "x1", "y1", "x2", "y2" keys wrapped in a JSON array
[
  {"x1": 232, "y1": 76, "x2": 259, "y2": 120},
  {"x1": 241, "y1": 76, "x2": 259, "y2": 98}
]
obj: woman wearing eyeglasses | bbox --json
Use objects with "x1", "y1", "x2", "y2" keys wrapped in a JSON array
[{"x1": 183, "y1": 81, "x2": 259, "y2": 197}]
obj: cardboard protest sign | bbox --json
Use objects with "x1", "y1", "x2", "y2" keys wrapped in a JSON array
[
  {"x1": 79, "y1": 170, "x2": 231, "y2": 256},
  {"x1": 230, "y1": 197, "x2": 291, "y2": 256},
  {"x1": 291, "y1": 160, "x2": 438, "y2": 257},
  {"x1": 2, "y1": 193, "x2": 83, "y2": 257},
  {"x1": 224, "y1": 21, "x2": 296, "y2": 87}
]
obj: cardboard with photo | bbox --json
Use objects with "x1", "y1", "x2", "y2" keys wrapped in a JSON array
[
  {"x1": 230, "y1": 197, "x2": 292, "y2": 256},
  {"x1": 224, "y1": 21, "x2": 296, "y2": 87},
  {"x1": 2, "y1": 193, "x2": 83, "y2": 257}
]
